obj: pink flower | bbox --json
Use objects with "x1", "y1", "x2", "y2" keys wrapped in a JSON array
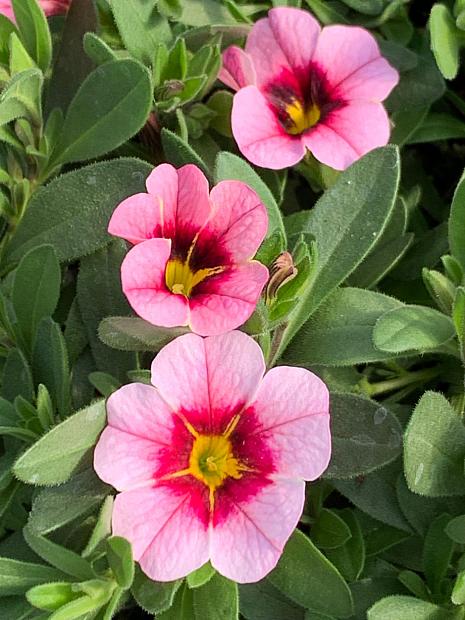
[
  {"x1": 94, "y1": 331, "x2": 331, "y2": 583},
  {"x1": 0, "y1": 0, "x2": 70, "y2": 21},
  {"x1": 108, "y1": 163, "x2": 269, "y2": 336},
  {"x1": 219, "y1": 7, "x2": 399, "y2": 171}
]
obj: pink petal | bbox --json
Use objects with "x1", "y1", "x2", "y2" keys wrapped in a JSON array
[
  {"x1": 248, "y1": 367, "x2": 331, "y2": 480},
  {"x1": 313, "y1": 25, "x2": 398, "y2": 101},
  {"x1": 245, "y1": 8, "x2": 320, "y2": 86},
  {"x1": 108, "y1": 193, "x2": 162, "y2": 244},
  {"x1": 197, "y1": 180, "x2": 268, "y2": 263},
  {"x1": 0, "y1": 4, "x2": 15, "y2": 20},
  {"x1": 146, "y1": 164, "x2": 211, "y2": 240},
  {"x1": 113, "y1": 485, "x2": 209, "y2": 580},
  {"x1": 189, "y1": 262, "x2": 269, "y2": 336},
  {"x1": 333, "y1": 56, "x2": 399, "y2": 102},
  {"x1": 150, "y1": 331, "x2": 265, "y2": 433},
  {"x1": 40, "y1": 0, "x2": 70, "y2": 15},
  {"x1": 232, "y1": 86, "x2": 306, "y2": 170},
  {"x1": 210, "y1": 478, "x2": 305, "y2": 582},
  {"x1": 219, "y1": 46, "x2": 256, "y2": 91},
  {"x1": 304, "y1": 101, "x2": 391, "y2": 171},
  {"x1": 106, "y1": 383, "x2": 173, "y2": 442},
  {"x1": 94, "y1": 383, "x2": 175, "y2": 491},
  {"x1": 94, "y1": 427, "x2": 159, "y2": 492},
  {"x1": 121, "y1": 238, "x2": 189, "y2": 328}
]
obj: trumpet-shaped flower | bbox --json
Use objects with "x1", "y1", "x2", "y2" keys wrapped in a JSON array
[
  {"x1": 0, "y1": 0, "x2": 70, "y2": 21},
  {"x1": 108, "y1": 164, "x2": 268, "y2": 336},
  {"x1": 94, "y1": 331, "x2": 331, "y2": 583},
  {"x1": 219, "y1": 7, "x2": 399, "y2": 171}
]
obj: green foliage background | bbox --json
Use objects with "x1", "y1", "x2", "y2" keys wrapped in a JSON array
[{"x1": 0, "y1": 0, "x2": 465, "y2": 618}]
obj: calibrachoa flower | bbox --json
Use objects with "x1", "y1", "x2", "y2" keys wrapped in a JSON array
[
  {"x1": 108, "y1": 163, "x2": 269, "y2": 336},
  {"x1": 0, "y1": 0, "x2": 70, "y2": 21},
  {"x1": 219, "y1": 7, "x2": 399, "y2": 171},
  {"x1": 94, "y1": 331, "x2": 331, "y2": 583}
]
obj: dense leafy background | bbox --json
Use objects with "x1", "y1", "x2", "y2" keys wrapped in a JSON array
[{"x1": 0, "y1": 0, "x2": 465, "y2": 618}]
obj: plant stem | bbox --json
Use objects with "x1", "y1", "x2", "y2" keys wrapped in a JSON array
[{"x1": 364, "y1": 367, "x2": 441, "y2": 397}]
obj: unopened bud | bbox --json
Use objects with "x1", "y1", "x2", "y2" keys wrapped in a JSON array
[{"x1": 265, "y1": 252, "x2": 297, "y2": 304}]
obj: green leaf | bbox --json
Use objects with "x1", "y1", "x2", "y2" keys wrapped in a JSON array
[
  {"x1": 179, "y1": 0, "x2": 238, "y2": 25},
  {"x1": 452, "y1": 571, "x2": 465, "y2": 605},
  {"x1": 32, "y1": 318, "x2": 70, "y2": 418},
  {"x1": 106, "y1": 536, "x2": 134, "y2": 590},
  {"x1": 214, "y1": 151, "x2": 286, "y2": 240},
  {"x1": 161, "y1": 128, "x2": 209, "y2": 176},
  {"x1": 158, "y1": 582, "x2": 194, "y2": 620},
  {"x1": 7, "y1": 158, "x2": 152, "y2": 264},
  {"x1": 396, "y1": 474, "x2": 464, "y2": 537},
  {"x1": 310, "y1": 509, "x2": 352, "y2": 550},
  {"x1": 449, "y1": 169, "x2": 465, "y2": 272},
  {"x1": 83, "y1": 32, "x2": 117, "y2": 66},
  {"x1": 404, "y1": 391, "x2": 465, "y2": 497},
  {"x1": 131, "y1": 566, "x2": 181, "y2": 614},
  {"x1": 77, "y1": 242, "x2": 137, "y2": 381},
  {"x1": 268, "y1": 530, "x2": 354, "y2": 618},
  {"x1": 49, "y1": 59, "x2": 152, "y2": 166},
  {"x1": 1, "y1": 348, "x2": 34, "y2": 403},
  {"x1": 325, "y1": 394, "x2": 402, "y2": 479},
  {"x1": 23, "y1": 526, "x2": 94, "y2": 582},
  {"x1": 398, "y1": 570, "x2": 430, "y2": 601},
  {"x1": 28, "y1": 469, "x2": 109, "y2": 535},
  {"x1": 389, "y1": 53, "x2": 445, "y2": 145},
  {"x1": 373, "y1": 305, "x2": 456, "y2": 354},
  {"x1": 82, "y1": 496, "x2": 114, "y2": 558},
  {"x1": 187, "y1": 562, "x2": 215, "y2": 589},
  {"x1": 98, "y1": 316, "x2": 188, "y2": 352},
  {"x1": 277, "y1": 146, "x2": 400, "y2": 361},
  {"x1": 9, "y1": 32, "x2": 36, "y2": 74},
  {"x1": 0, "y1": 14, "x2": 18, "y2": 65},
  {"x1": 283, "y1": 288, "x2": 404, "y2": 367},
  {"x1": 423, "y1": 514, "x2": 454, "y2": 597},
  {"x1": 445, "y1": 514, "x2": 465, "y2": 543},
  {"x1": 430, "y1": 4, "x2": 460, "y2": 80},
  {"x1": 12, "y1": 245, "x2": 60, "y2": 350},
  {"x1": 333, "y1": 464, "x2": 411, "y2": 532},
  {"x1": 368, "y1": 595, "x2": 455, "y2": 619},
  {"x1": 325, "y1": 509, "x2": 365, "y2": 582},
  {"x1": 348, "y1": 234, "x2": 413, "y2": 289},
  {"x1": 207, "y1": 90, "x2": 233, "y2": 137},
  {"x1": 26, "y1": 582, "x2": 80, "y2": 612},
  {"x1": 0, "y1": 69, "x2": 43, "y2": 126},
  {"x1": 0, "y1": 557, "x2": 67, "y2": 595},
  {"x1": 111, "y1": 0, "x2": 171, "y2": 66},
  {"x1": 193, "y1": 572, "x2": 238, "y2": 620},
  {"x1": 45, "y1": 0, "x2": 99, "y2": 114},
  {"x1": 13, "y1": 400, "x2": 106, "y2": 486},
  {"x1": 408, "y1": 112, "x2": 465, "y2": 143},
  {"x1": 11, "y1": 0, "x2": 52, "y2": 72},
  {"x1": 240, "y1": 580, "x2": 305, "y2": 620}
]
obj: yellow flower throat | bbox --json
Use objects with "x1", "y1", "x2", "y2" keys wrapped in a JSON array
[
  {"x1": 163, "y1": 415, "x2": 252, "y2": 512},
  {"x1": 285, "y1": 99, "x2": 321, "y2": 135},
  {"x1": 165, "y1": 259, "x2": 223, "y2": 298}
]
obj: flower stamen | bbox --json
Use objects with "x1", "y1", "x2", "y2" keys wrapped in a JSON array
[
  {"x1": 285, "y1": 99, "x2": 321, "y2": 135},
  {"x1": 165, "y1": 259, "x2": 224, "y2": 298}
]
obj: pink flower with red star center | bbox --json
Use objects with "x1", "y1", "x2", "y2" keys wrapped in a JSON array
[
  {"x1": 219, "y1": 7, "x2": 399, "y2": 171},
  {"x1": 94, "y1": 331, "x2": 331, "y2": 583},
  {"x1": 108, "y1": 163, "x2": 269, "y2": 336}
]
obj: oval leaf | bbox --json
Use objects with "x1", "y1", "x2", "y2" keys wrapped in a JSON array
[
  {"x1": 13, "y1": 400, "x2": 106, "y2": 486},
  {"x1": 50, "y1": 59, "x2": 152, "y2": 165}
]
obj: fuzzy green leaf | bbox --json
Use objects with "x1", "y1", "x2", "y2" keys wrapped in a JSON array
[
  {"x1": 7, "y1": 158, "x2": 151, "y2": 264},
  {"x1": 13, "y1": 400, "x2": 106, "y2": 486},
  {"x1": 50, "y1": 59, "x2": 152, "y2": 166},
  {"x1": 404, "y1": 391, "x2": 465, "y2": 497}
]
